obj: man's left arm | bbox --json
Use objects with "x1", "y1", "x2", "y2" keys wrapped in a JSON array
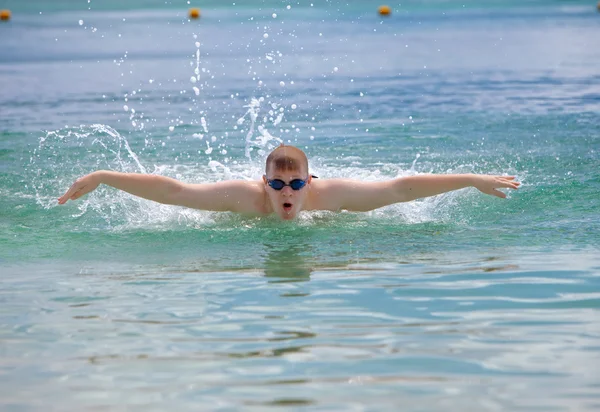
[
  {"x1": 320, "y1": 174, "x2": 519, "y2": 212},
  {"x1": 394, "y1": 174, "x2": 519, "y2": 201}
]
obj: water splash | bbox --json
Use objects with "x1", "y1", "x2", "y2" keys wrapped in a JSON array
[
  {"x1": 410, "y1": 153, "x2": 421, "y2": 172},
  {"x1": 27, "y1": 109, "x2": 482, "y2": 233},
  {"x1": 191, "y1": 33, "x2": 201, "y2": 94},
  {"x1": 90, "y1": 124, "x2": 147, "y2": 174},
  {"x1": 237, "y1": 97, "x2": 283, "y2": 163},
  {"x1": 31, "y1": 124, "x2": 141, "y2": 200},
  {"x1": 29, "y1": 125, "x2": 215, "y2": 229}
]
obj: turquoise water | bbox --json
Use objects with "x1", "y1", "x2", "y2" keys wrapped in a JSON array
[{"x1": 1, "y1": 1, "x2": 600, "y2": 410}]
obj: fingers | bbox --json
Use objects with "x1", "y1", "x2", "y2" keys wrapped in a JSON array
[
  {"x1": 58, "y1": 186, "x2": 76, "y2": 204},
  {"x1": 58, "y1": 181, "x2": 85, "y2": 204},
  {"x1": 491, "y1": 189, "x2": 507, "y2": 199},
  {"x1": 475, "y1": 175, "x2": 520, "y2": 199},
  {"x1": 58, "y1": 190, "x2": 72, "y2": 204},
  {"x1": 501, "y1": 180, "x2": 520, "y2": 189},
  {"x1": 496, "y1": 177, "x2": 520, "y2": 190}
]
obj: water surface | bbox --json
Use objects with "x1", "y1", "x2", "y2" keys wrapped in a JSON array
[{"x1": 1, "y1": 1, "x2": 599, "y2": 410}]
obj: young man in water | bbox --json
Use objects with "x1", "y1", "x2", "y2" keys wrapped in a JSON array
[{"x1": 58, "y1": 144, "x2": 519, "y2": 220}]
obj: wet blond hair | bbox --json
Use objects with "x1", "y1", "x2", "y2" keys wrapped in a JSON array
[{"x1": 265, "y1": 144, "x2": 309, "y2": 175}]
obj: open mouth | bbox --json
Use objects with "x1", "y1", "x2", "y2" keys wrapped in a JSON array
[{"x1": 282, "y1": 202, "x2": 293, "y2": 213}]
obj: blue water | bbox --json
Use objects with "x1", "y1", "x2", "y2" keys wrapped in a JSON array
[{"x1": 1, "y1": 1, "x2": 600, "y2": 410}]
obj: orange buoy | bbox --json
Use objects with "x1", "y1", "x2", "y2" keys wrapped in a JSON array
[
  {"x1": 189, "y1": 8, "x2": 200, "y2": 19},
  {"x1": 597, "y1": 1, "x2": 600, "y2": 12},
  {"x1": 0, "y1": 9, "x2": 11, "y2": 21},
  {"x1": 378, "y1": 5, "x2": 391, "y2": 16}
]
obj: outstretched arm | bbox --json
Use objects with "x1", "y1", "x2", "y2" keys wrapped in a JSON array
[
  {"x1": 317, "y1": 174, "x2": 519, "y2": 212},
  {"x1": 58, "y1": 171, "x2": 264, "y2": 213},
  {"x1": 394, "y1": 174, "x2": 520, "y2": 201}
]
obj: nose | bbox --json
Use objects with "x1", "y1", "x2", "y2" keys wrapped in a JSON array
[{"x1": 281, "y1": 186, "x2": 294, "y2": 196}]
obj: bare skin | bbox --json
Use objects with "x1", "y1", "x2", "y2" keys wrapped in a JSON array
[{"x1": 58, "y1": 167, "x2": 520, "y2": 220}]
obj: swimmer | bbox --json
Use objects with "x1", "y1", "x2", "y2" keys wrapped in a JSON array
[{"x1": 58, "y1": 144, "x2": 520, "y2": 220}]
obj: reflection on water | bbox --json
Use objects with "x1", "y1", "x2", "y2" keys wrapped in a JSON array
[{"x1": 262, "y1": 240, "x2": 314, "y2": 283}]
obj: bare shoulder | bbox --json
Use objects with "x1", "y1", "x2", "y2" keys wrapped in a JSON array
[
  {"x1": 220, "y1": 180, "x2": 267, "y2": 213},
  {"x1": 213, "y1": 180, "x2": 267, "y2": 213},
  {"x1": 308, "y1": 178, "x2": 362, "y2": 211},
  {"x1": 175, "y1": 179, "x2": 267, "y2": 213}
]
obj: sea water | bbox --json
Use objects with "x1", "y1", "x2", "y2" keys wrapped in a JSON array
[{"x1": 1, "y1": 1, "x2": 599, "y2": 410}]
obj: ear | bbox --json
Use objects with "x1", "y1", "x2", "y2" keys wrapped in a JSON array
[{"x1": 262, "y1": 175, "x2": 267, "y2": 184}]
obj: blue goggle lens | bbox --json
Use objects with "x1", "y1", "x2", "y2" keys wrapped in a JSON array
[{"x1": 268, "y1": 179, "x2": 307, "y2": 191}]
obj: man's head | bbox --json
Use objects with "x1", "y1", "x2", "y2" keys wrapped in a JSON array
[
  {"x1": 265, "y1": 144, "x2": 309, "y2": 176},
  {"x1": 263, "y1": 144, "x2": 313, "y2": 220}
]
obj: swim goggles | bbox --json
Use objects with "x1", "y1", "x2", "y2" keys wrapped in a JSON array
[{"x1": 266, "y1": 175, "x2": 318, "y2": 191}]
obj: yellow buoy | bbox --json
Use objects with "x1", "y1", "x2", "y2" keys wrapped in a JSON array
[
  {"x1": 378, "y1": 5, "x2": 391, "y2": 16},
  {"x1": 189, "y1": 8, "x2": 201, "y2": 19},
  {"x1": 0, "y1": 9, "x2": 11, "y2": 21}
]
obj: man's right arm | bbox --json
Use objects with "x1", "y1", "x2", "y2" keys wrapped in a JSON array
[{"x1": 58, "y1": 171, "x2": 264, "y2": 213}]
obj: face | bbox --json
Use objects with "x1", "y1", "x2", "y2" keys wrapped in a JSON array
[{"x1": 263, "y1": 168, "x2": 311, "y2": 220}]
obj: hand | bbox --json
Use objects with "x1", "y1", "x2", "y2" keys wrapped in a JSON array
[
  {"x1": 473, "y1": 175, "x2": 520, "y2": 199},
  {"x1": 57, "y1": 172, "x2": 102, "y2": 204}
]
